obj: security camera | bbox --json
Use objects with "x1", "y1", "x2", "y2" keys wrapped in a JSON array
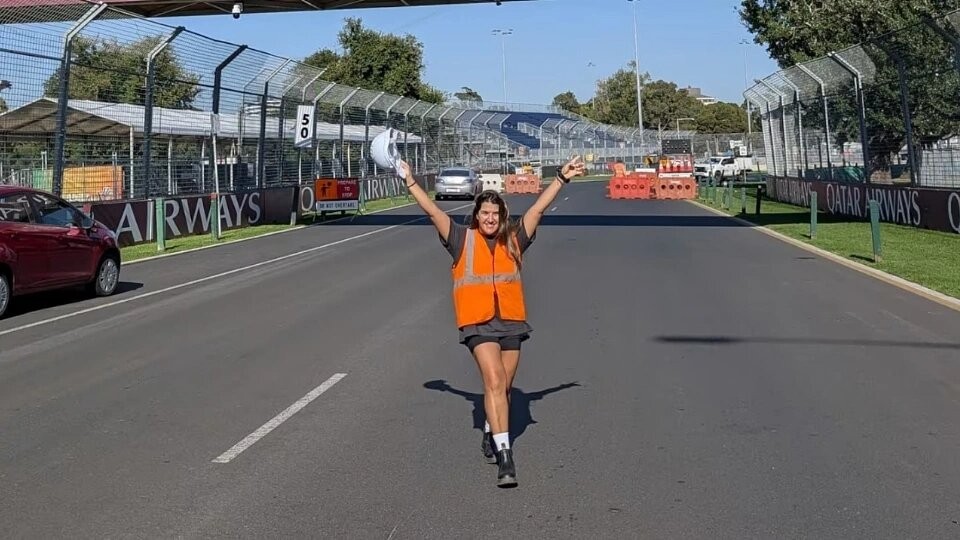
[{"x1": 232, "y1": 2, "x2": 242, "y2": 19}]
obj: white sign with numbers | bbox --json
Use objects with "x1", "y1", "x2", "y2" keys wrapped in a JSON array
[{"x1": 294, "y1": 105, "x2": 315, "y2": 148}]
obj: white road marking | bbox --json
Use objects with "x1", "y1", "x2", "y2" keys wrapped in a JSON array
[
  {"x1": 0, "y1": 206, "x2": 472, "y2": 338},
  {"x1": 550, "y1": 207, "x2": 558, "y2": 212},
  {"x1": 212, "y1": 373, "x2": 348, "y2": 464},
  {"x1": 564, "y1": 197, "x2": 569, "y2": 201}
]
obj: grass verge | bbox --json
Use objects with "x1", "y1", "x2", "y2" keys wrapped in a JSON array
[
  {"x1": 120, "y1": 191, "x2": 431, "y2": 263},
  {"x1": 694, "y1": 185, "x2": 960, "y2": 300}
]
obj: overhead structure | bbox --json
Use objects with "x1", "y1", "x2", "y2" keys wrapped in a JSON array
[{"x1": 0, "y1": 0, "x2": 531, "y2": 22}]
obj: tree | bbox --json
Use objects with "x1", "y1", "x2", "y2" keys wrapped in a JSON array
[
  {"x1": 43, "y1": 35, "x2": 200, "y2": 109},
  {"x1": 454, "y1": 86, "x2": 483, "y2": 103},
  {"x1": 551, "y1": 91, "x2": 581, "y2": 115},
  {"x1": 695, "y1": 102, "x2": 750, "y2": 134},
  {"x1": 740, "y1": 0, "x2": 960, "y2": 178},
  {"x1": 303, "y1": 18, "x2": 444, "y2": 104},
  {"x1": 639, "y1": 80, "x2": 704, "y2": 132}
]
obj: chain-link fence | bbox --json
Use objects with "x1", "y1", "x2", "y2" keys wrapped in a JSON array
[
  {"x1": 746, "y1": 9, "x2": 960, "y2": 189},
  {"x1": 0, "y1": 1, "x2": 666, "y2": 204}
]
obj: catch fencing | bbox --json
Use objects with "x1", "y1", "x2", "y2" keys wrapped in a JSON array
[
  {"x1": 745, "y1": 9, "x2": 960, "y2": 190},
  {"x1": 0, "y1": 1, "x2": 652, "y2": 204}
]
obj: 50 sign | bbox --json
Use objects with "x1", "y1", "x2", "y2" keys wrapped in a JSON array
[{"x1": 294, "y1": 104, "x2": 315, "y2": 149}]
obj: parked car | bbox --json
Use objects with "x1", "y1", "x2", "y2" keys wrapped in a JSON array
[
  {"x1": 0, "y1": 186, "x2": 121, "y2": 319},
  {"x1": 435, "y1": 167, "x2": 482, "y2": 200}
]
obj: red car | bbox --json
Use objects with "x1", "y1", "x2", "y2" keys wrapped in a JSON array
[{"x1": 0, "y1": 186, "x2": 121, "y2": 319}]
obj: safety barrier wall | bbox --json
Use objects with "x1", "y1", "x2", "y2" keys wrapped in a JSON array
[{"x1": 765, "y1": 176, "x2": 960, "y2": 235}]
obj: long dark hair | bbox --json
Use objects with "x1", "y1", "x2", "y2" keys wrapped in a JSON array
[{"x1": 470, "y1": 190, "x2": 522, "y2": 267}]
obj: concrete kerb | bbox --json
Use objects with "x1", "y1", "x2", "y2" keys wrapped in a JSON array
[
  {"x1": 686, "y1": 199, "x2": 960, "y2": 314},
  {"x1": 124, "y1": 198, "x2": 432, "y2": 266}
]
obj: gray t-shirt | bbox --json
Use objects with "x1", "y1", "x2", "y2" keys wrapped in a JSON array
[{"x1": 440, "y1": 218, "x2": 535, "y2": 343}]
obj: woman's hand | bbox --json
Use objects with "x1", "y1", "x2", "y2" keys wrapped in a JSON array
[
  {"x1": 561, "y1": 155, "x2": 586, "y2": 180},
  {"x1": 400, "y1": 160, "x2": 415, "y2": 187}
]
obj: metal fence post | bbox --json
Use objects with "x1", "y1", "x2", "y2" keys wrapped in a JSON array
[
  {"x1": 143, "y1": 26, "x2": 184, "y2": 198},
  {"x1": 421, "y1": 104, "x2": 437, "y2": 173},
  {"x1": 877, "y1": 43, "x2": 919, "y2": 186},
  {"x1": 828, "y1": 51, "x2": 871, "y2": 183},
  {"x1": 797, "y1": 64, "x2": 833, "y2": 181},
  {"x1": 52, "y1": 3, "x2": 107, "y2": 197},
  {"x1": 309, "y1": 82, "x2": 336, "y2": 179},
  {"x1": 256, "y1": 60, "x2": 291, "y2": 188},
  {"x1": 756, "y1": 79, "x2": 793, "y2": 178},
  {"x1": 337, "y1": 88, "x2": 360, "y2": 178},
  {"x1": 403, "y1": 101, "x2": 418, "y2": 165},
  {"x1": 363, "y1": 92, "x2": 385, "y2": 177},
  {"x1": 436, "y1": 107, "x2": 452, "y2": 169},
  {"x1": 211, "y1": 45, "x2": 247, "y2": 199}
]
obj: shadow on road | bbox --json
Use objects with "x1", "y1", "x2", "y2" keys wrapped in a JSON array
[
  {"x1": 6, "y1": 281, "x2": 145, "y2": 318},
  {"x1": 326, "y1": 213, "x2": 756, "y2": 228},
  {"x1": 423, "y1": 379, "x2": 580, "y2": 446},
  {"x1": 655, "y1": 335, "x2": 960, "y2": 350}
]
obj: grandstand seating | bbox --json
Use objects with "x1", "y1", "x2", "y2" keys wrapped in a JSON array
[{"x1": 479, "y1": 111, "x2": 571, "y2": 150}]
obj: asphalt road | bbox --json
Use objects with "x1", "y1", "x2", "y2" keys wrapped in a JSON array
[{"x1": 2, "y1": 182, "x2": 959, "y2": 539}]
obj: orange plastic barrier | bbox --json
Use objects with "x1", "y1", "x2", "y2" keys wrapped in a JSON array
[
  {"x1": 504, "y1": 174, "x2": 542, "y2": 194},
  {"x1": 606, "y1": 173, "x2": 654, "y2": 199},
  {"x1": 652, "y1": 176, "x2": 697, "y2": 200}
]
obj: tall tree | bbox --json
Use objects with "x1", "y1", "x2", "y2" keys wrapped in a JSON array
[
  {"x1": 303, "y1": 18, "x2": 444, "y2": 104},
  {"x1": 43, "y1": 35, "x2": 200, "y2": 109},
  {"x1": 740, "y1": 0, "x2": 960, "y2": 177},
  {"x1": 695, "y1": 102, "x2": 750, "y2": 134},
  {"x1": 551, "y1": 91, "x2": 581, "y2": 115}
]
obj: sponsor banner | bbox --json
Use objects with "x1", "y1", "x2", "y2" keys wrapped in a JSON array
[
  {"x1": 85, "y1": 187, "x2": 297, "y2": 247},
  {"x1": 766, "y1": 176, "x2": 960, "y2": 235}
]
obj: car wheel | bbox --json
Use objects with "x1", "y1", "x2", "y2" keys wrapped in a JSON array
[
  {"x1": 90, "y1": 254, "x2": 120, "y2": 297},
  {"x1": 0, "y1": 271, "x2": 10, "y2": 319}
]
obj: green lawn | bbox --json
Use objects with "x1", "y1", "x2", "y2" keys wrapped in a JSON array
[
  {"x1": 695, "y1": 185, "x2": 960, "y2": 300},
  {"x1": 120, "y1": 191, "x2": 432, "y2": 263}
]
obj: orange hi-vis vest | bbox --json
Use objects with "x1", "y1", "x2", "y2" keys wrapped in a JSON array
[{"x1": 451, "y1": 228, "x2": 527, "y2": 328}]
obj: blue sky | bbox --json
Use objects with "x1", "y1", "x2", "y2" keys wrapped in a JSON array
[{"x1": 42, "y1": 0, "x2": 780, "y2": 108}]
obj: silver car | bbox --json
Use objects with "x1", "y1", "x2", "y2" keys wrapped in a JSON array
[{"x1": 435, "y1": 167, "x2": 482, "y2": 200}]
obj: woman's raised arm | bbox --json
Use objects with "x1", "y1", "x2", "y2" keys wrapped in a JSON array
[{"x1": 401, "y1": 160, "x2": 453, "y2": 242}]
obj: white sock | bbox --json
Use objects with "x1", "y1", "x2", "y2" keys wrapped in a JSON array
[
  {"x1": 484, "y1": 421, "x2": 490, "y2": 433},
  {"x1": 492, "y1": 432, "x2": 510, "y2": 450}
]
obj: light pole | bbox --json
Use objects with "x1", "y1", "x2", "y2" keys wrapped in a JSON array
[
  {"x1": 676, "y1": 117, "x2": 695, "y2": 137},
  {"x1": 0, "y1": 80, "x2": 10, "y2": 92},
  {"x1": 492, "y1": 28, "x2": 513, "y2": 105},
  {"x1": 627, "y1": 0, "x2": 645, "y2": 152},
  {"x1": 739, "y1": 38, "x2": 753, "y2": 150}
]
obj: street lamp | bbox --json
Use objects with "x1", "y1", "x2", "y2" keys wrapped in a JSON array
[
  {"x1": 492, "y1": 28, "x2": 513, "y2": 105},
  {"x1": 0, "y1": 80, "x2": 11, "y2": 92},
  {"x1": 676, "y1": 117, "x2": 695, "y2": 137},
  {"x1": 627, "y1": 0, "x2": 645, "y2": 151},
  {"x1": 739, "y1": 38, "x2": 753, "y2": 148}
]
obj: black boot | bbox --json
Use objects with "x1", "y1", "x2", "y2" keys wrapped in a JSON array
[
  {"x1": 481, "y1": 432, "x2": 497, "y2": 464},
  {"x1": 496, "y1": 447, "x2": 517, "y2": 488}
]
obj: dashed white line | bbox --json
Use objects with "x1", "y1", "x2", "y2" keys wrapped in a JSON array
[
  {"x1": 550, "y1": 207, "x2": 558, "y2": 212},
  {"x1": 213, "y1": 373, "x2": 348, "y2": 464}
]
